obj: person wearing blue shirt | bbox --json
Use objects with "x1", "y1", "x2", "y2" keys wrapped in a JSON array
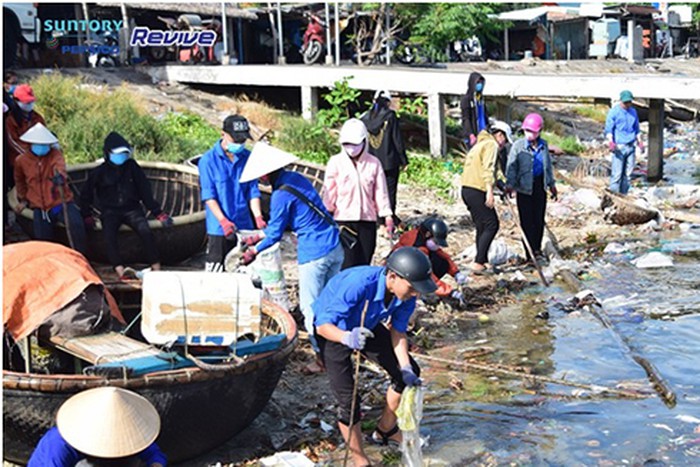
[
  {"x1": 312, "y1": 247, "x2": 437, "y2": 467},
  {"x1": 28, "y1": 387, "x2": 166, "y2": 467},
  {"x1": 198, "y1": 115, "x2": 265, "y2": 272},
  {"x1": 605, "y1": 90, "x2": 644, "y2": 195},
  {"x1": 238, "y1": 142, "x2": 344, "y2": 374},
  {"x1": 506, "y1": 113, "x2": 557, "y2": 265}
]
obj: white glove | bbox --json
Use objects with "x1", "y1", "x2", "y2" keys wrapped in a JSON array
[{"x1": 455, "y1": 271, "x2": 468, "y2": 285}]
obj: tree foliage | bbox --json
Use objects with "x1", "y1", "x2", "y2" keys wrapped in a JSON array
[{"x1": 393, "y1": 3, "x2": 510, "y2": 61}]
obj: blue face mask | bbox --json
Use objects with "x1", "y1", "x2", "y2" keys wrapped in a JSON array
[
  {"x1": 109, "y1": 152, "x2": 130, "y2": 166},
  {"x1": 226, "y1": 142, "x2": 246, "y2": 155},
  {"x1": 475, "y1": 82, "x2": 484, "y2": 93},
  {"x1": 18, "y1": 102, "x2": 34, "y2": 113},
  {"x1": 8, "y1": 85, "x2": 16, "y2": 95},
  {"x1": 31, "y1": 144, "x2": 51, "y2": 157}
]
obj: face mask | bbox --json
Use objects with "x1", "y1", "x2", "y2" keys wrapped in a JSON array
[
  {"x1": 226, "y1": 142, "x2": 246, "y2": 155},
  {"x1": 475, "y1": 82, "x2": 484, "y2": 93},
  {"x1": 343, "y1": 142, "x2": 364, "y2": 158},
  {"x1": 8, "y1": 84, "x2": 16, "y2": 95},
  {"x1": 31, "y1": 144, "x2": 51, "y2": 157},
  {"x1": 17, "y1": 102, "x2": 34, "y2": 113},
  {"x1": 426, "y1": 239, "x2": 439, "y2": 252},
  {"x1": 109, "y1": 152, "x2": 129, "y2": 166},
  {"x1": 524, "y1": 129, "x2": 539, "y2": 142}
]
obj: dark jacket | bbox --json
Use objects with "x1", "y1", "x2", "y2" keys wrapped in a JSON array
[
  {"x1": 460, "y1": 72, "x2": 488, "y2": 140},
  {"x1": 361, "y1": 102, "x2": 408, "y2": 172},
  {"x1": 80, "y1": 132, "x2": 162, "y2": 217}
]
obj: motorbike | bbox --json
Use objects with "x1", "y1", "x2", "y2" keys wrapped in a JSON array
[
  {"x1": 452, "y1": 35, "x2": 483, "y2": 62},
  {"x1": 149, "y1": 14, "x2": 205, "y2": 64},
  {"x1": 86, "y1": 30, "x2": 120, "y2": 67},
  {"x1": 301, "y1": 12, "x2": 326, "y2": 65}
]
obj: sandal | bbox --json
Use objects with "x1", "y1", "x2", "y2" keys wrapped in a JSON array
[{"x1": 370, "y1": 424, "x2": 401, "y2": 447}]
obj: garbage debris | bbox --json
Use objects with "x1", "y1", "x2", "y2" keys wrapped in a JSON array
[
  {"x1": 259, "y1": 451, "x2": 315, "y2": 467},
  {"x1": 572, "y1": 188, "x2": 602, "y2": 210},
  {"x1": 396, "y1": 386, "x2": 425, "y2": 467},
  {"x1": 631, "y1": 252, "x2": 674, "y2": 269},
  {"x1": 459, "y1": 239, "x2": 516, "y2": 266},
  {"x1": 603, "y1": 242, "x2": 629, "y2": 254}
]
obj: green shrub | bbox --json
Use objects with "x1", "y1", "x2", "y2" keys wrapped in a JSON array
[
  {"x1": 403, "y1": 153, "x2": 459, "y2": 199},
  {"x1": 573, "y1": 105, "x2": 608, "y2": 124},
  {"x1": 30, "y1": 73, "x2": 218, "y2": 164},
  {"x1": 273, "y1": 117, "x2": 339, "y2": 165},
  {"x1": 542, "y1": 132, "x2": 585, "y2": 155}
]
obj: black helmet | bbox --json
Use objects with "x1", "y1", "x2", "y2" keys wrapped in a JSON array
[
  {"x1": 421, "y1": 217, "x2": 448, "y2": 247},
  {"x1": 386, "y1": 247, "x2": 437, "y2": 294}
]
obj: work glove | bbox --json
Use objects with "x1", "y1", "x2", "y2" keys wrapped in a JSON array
[
  {"x1": 400, "y1": 365, "x2": 422, "y2": 387},
  {"x1": 156, "y1": 211, "x2": 174, "y2": 227},
  {"x1": 51, "y1": 173, "x2": 65, "y2": 187},
  {"x1": 454, "y1": 271, "x2": 468, "y2": 285},
  {"x1": 255, "y1": 215, "x2": 267, "y2": 229},
  {"x1": 469, "y1": 134, "x2": 477, "y2": 147},
  {"x1": 549, "y1": 185, "x2": 558, "y2": 201},
  {"x1": 241, "y1": 248, "x2": 257, "y2": 265},
  {"x1": 341, "y1": 327, "x2": 374, "y2": 350},
  {"x1": 242, "y1": 233, "x2": 262, "y2": 247},
  {"x1": 450, "y1": 289, "x2": 465, "y2": 304},
  {"x1": 83, "y1": 215, "x2": 96, "y2": 230},
  {"x1": 638, "y1": 140, "x2": 645, "y2": 151},
  {"x1": 219, "y1": 218, "x2": 237, "y2": 241},
  {"x1": 385, "y1": 217, "x2": 395, "y2": 236},
  {"x1": 608, "y1": 141, "x2": 617, "y2": 152}
]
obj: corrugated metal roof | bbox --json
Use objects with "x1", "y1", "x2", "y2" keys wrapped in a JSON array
[{"x1": 99, "y1": 3, "x2": 257, "y2": 20}]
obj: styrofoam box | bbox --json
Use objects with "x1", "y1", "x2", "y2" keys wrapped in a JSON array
[{"x1": 141, "y1": 271, "x2": 261, "y2": 346}]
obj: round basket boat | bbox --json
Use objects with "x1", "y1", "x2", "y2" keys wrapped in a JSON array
[
  {"x1": 2, "y1": 300, "x2": 297, "y2": 465},
  {"x1": 8, "y1": 161, "x2": 206, "y2": 265}
]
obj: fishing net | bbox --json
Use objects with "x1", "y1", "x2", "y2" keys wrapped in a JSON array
[{"x1": 396, "y1": 386, "x2": 424, "y2": 467}]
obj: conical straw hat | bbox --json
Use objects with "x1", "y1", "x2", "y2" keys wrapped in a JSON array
[
  {"x1": 19, "y1": 122, "x2": 58, "y2": 145},
  {"x1": 239, "y1": 142, "x2": 299, "y2": 183},
  {"x1": 56, "y1": 387, "x2": 160, "y2": 458}
]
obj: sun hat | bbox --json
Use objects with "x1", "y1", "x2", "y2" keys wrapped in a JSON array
[
  {"x1": 489, "y1": 120, "x2": 513, "y2": 143},
  {"x1": 19, "y1": 123, "x2": 58, "y2": 145},
  {"x1": 239, "y1": 141, "x2": 299, "y2": 183},
  {"x1": 339, "y1": 118, "x2": 368, "y2": 145},
  {"x1": 56, "y1": 387, "x2": 161, "y2": 458}
]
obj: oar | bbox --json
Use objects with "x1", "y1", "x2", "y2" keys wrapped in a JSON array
[{"x1": 343, "y1": 300, "x2": 370, "y2": 467}]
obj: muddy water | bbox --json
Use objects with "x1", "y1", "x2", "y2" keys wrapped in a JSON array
[{"x1": 421, "y1": 237, "x2": 700, "y2": 466}]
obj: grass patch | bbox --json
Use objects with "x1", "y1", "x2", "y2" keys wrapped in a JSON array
[
  {"x1": 403, "y1": 152, "x2": 461, "y2": 200},
  {"x1": 272, "y1": 116, "x2": 340, "y2": 165},
  {"x1": 31, "y1": 73, "x2": 218, "y2": 164},
  {"x1": 542, "y1": 131, "x2": 585, "y2": 155},
  {"x1": 573, "y1": 105, "x2": 608, "y2": 124}
]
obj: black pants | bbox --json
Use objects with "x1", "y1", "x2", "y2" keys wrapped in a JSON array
[
  {"x1": 383, "y1": 167, "x2": 401, "y2": 225},
  {"x1": 318, "y1": 323, "x2": 420, "y2": 426},
  {"x1": 205, "y1": 234, "x2": 238, "y2": 272},
  {"x1": 101, "y1": 208, "x2": 159, "y2": 268},
  {"x1": 429, "y1": 251, "x2": 450, "y2": 279},
  {"x1": 339, "y1": 220, "x2": 376, "y2": 270},
  {"x1": 516, "y1": 175, "x2": 547, "y2": 258},
  {"x1": 461, "y1": 187, "x2": 500, "y2": 265}
]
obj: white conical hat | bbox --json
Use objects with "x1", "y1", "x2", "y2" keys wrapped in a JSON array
[
  {"x1": 56, "y1": 387, "x2": 160, "y2": 458},
  {"x1": 19, "y1": 123, "x2": 58, "y2": 145},
  {"x1": 239, "y1": 142, "x2": 299, "y2": 183}
]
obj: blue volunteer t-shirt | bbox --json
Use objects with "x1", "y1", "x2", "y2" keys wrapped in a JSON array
[
  {"x1": 313, "y1": 266, "x2": 416, "y2": 334},
  {"x1": 604, "y1": 105, "x2": 640, "y2": 145},
  {"x1": 198, "y1": 141, "x2": 260, "y2": 235}
]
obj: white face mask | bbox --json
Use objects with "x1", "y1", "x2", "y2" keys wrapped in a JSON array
[
  {"x1": 426, "y1": 239, "x2": 439, "y2": 251},
  {"x1": 524, "y1": 129, "x2": 539, "y2": 142},
  {"x1": 343, "y1": 142, "x2": 364, "y2": 158}
]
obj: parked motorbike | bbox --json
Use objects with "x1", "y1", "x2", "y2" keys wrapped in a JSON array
[
  {"x1": 452, "y1": 36, "x2": 483, "y2": 62},
  {"x1": 301, "y1": 12, "x2": 326, "y2": 65},
  {"x1": 149, "y1": 14, "x2": 205, "y2": 64},
  {"x1": 86, "y1": 30, "x2": 120, "y2": 67}
]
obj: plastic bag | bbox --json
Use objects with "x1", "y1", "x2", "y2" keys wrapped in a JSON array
[
  {"x1": 252, "y1": 243, "x2": 291, "y2": 310},
  {"x1": 396, "y1": 386, "x2": 424, "y2": 467}
]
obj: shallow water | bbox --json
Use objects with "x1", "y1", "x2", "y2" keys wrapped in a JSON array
[{"x1": 421, "y1": 233, "x2": 700, "y2": 466}]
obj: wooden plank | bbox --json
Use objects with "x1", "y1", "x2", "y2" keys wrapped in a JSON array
[{"x1": 49, "y1": 332, "x2": 161, "y2": 365}]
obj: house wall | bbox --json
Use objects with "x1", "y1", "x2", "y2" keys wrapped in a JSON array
[{"x1": 551, "y1": 18, "x2": 589, "y2": 59}]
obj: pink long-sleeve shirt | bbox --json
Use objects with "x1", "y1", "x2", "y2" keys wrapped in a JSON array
[{"x1": 322, "y1": 150, "x2": 392, "y2": 222}]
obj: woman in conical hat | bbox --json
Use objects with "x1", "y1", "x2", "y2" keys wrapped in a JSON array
[{"x1": 28, "y1": 387, "x2": 167, "y2": 466}]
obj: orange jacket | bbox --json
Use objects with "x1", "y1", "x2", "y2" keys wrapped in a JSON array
[
  {"x1": 3, "y1": 241, "x2": 125, "y2": 341},
  {"x1": 14, "y1": 147, "x2": 73, "y2": 211},
  {"x1": 4, "y1": 110, "x2": 46, "y2": 168},
  {"x1": 393, "y1": 228, "x2": 460, "y2": 297}
]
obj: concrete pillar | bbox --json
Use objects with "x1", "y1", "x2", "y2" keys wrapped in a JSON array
[
  {"x1": 647, "y1": 98, "x2": 664, "y2": 183},
  {"x1": 277, "y1": 2, "x2": 286, "y2": 64},
  {"x1": 504, "y1": 27, "x2": 509, "y2": 60},
  {"x1": 428, "y1": 93, "x2": 446, "y2": 157},
  {"x1": 301, "y1": 86, "x2": 318, "y2": 121},
  {"x1": 325, "y1": 2, "x2": 333, "y2": 64}
]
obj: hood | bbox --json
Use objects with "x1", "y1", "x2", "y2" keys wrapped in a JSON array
[
  {"x1": 103, "y1": 131, "x2": 132, "y2": 158},
  {"x1": 362, "y1": 105, "x2": 391, "y2": 135},
  {"x1": 466, "y1": 72, "x2": 485, "y2": 96},
  {"x1": 476, "y1": 129, "x2": 496, "y2": 144}
]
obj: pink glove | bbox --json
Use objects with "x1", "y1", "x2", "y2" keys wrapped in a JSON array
[
  {"x1": 608, "y1": 141, "x2": 616, "y2": 152},
  {"x1": 241, "y1": 249, "x2": 257, "y2": 265},
  {"x1": 469, "y1": 134, "x2": 477, "y2": 147},
  {"x1": 638, "y1": 141, "x2": 645, "y2": 151},
  {"x1": 219, "y1": 218, "x2": 237, "y2": 241},
  {"x1": 156, "y1": 211, "x2": 174, "y2": 227},
  {"x1": 255, "y1": 215, "x2": 267, "y2": 229},
  {"x1": 385, "y1": 217, "x2": 395, "y2": 236},
  {"x1": 243, "y1": 234, "x2": 262, "y2": 247}
]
